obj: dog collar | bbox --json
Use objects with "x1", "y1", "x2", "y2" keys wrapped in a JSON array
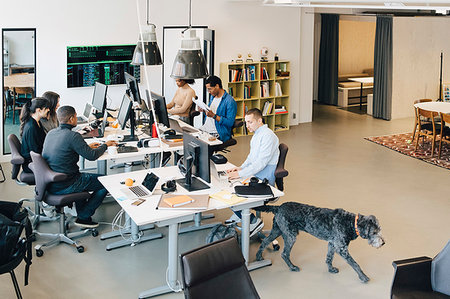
[{"x1": 354, "y1": 214, "x2": 360, "y2": 237}]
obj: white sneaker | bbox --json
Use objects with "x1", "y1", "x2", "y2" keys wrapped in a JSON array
[
  {"x1": 225, "y1": 213, "x2": 241, "y2": 225},
  {"x1": 249, "y1": 218, "x2": 264, "y2": 238},
  {"x1": 41, "y1": 202, "x2": 55, "y2": 218},
  {"x1": 64, "y1": 206, "x2": 78, "y2": 217}
]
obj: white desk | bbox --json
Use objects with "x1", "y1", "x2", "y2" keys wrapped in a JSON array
[
  {"x1": 349, "y1": 77, "x2": 374, "y2": 110},
  {"x1": 414, "y1": 102, "x2": 450, "y2": 114},
  {"x1": 99, "y1": 166, "x2": 284, "y2": 298}
]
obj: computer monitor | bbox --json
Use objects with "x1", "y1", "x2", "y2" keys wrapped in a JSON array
[
  {"x1": 117, "y1": 93, "x2": 132, "y2": 130},
  {"x1": 150, "y1": 91, "x2": 170, "y2": 128},
  {"x1": 124, "y1": 72, "x2": 142, "y2": 104},
  {"x1": 92, "y1": 82, "x2": 108, "y2": 116},
  {"x1": 176, "y1": 133, "x2": 211, "y2": 192}
]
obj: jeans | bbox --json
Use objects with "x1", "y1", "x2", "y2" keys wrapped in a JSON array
[{"x1": 52, "y1": 173, "x2": 107, "y2": 220}]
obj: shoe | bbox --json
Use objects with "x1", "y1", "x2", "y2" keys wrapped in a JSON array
[
  {"x1": 225, "y1": 213, "x2": 241, "y2": 225},
  {"x1": 74, "y1": 217, "x2": 99, "y2": 228},
  {"x1": 64, "y1": 206, "x2": 78, "y2": 217},
  {"x1": 249, "y1": 218, "x2": 264, "y2": 238},
  {"x1": 41, "y1": 202, "x2": 55, "y2": 218}
]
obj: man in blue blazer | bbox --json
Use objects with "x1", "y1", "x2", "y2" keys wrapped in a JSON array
[{"x1": 198, "y1": 75, "x2": 237, "y2": 142}]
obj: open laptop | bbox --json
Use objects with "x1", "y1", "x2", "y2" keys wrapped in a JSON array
[
  {"x1": 80, "y1": 110, "x2": 108, "y2": 139},
  {"x1": 120, "y1": 172, "x2": 160, "y2": 199},
  {"x1": 169, "y1": 118, "x2": 199, "y2": 134},
  {"x1": 77, "y1": 103, "x2": 92, "y2": 124},
  {"x1": 210, "y1": 163, "x2": 228, "y2": 181}
]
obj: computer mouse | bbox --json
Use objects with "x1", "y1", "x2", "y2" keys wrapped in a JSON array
[{"x1": 164, "y1": 129, "x2": 176, "y2": 136}]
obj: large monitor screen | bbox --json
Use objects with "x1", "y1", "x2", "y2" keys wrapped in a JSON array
[{"x1": 67, "y1": 45, "x2": 140, "y2": 88}]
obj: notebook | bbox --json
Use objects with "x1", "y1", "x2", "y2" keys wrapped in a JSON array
[{"x1": 156, "y1": 194, "x2": 209, "y2": 210}]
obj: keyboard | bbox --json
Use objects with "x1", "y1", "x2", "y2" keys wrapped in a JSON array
[
  {"x1": 128, "y1": 186, "x2": 149, "y2": 197},
  {"x1": 117, "y1": 146, "x2": 139, "y2": 153}
]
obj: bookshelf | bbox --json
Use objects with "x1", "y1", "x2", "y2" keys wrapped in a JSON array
[{"x1": 220, "y1": 60, "x2": 290, "y2": 136}]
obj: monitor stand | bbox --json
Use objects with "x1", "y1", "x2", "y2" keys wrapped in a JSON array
[
  {"x1": 122, "y1": 135, "x2": 138, "y2": 142},
  {"x1": 176, "y1": 177, "x2": 210, "y2": 192}
]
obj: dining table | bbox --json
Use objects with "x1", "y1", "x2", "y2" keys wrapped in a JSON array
[
  {"x1": 4, "y1": 73, "x2": 35, "y2": 89},
  {"x1": 414, "y1": 101, "x2": 450, "y2": 114}
]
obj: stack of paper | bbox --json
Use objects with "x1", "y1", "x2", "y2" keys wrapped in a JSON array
[{"x1": 210, "y1": 191, "x2": 247, "y2": 205}]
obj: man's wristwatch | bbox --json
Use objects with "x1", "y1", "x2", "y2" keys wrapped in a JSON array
[{"x1": 213, "y1": 114, "x2": 217, "y2": 120}]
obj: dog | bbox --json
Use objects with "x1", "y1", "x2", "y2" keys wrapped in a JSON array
[{"x1": 255, "y1": 202, "x2": 385, "y2": 283}]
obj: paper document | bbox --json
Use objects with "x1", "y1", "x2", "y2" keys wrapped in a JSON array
[
  {"x1": 210, "y1": 191, "x2": 247, "y2": 205},
  {"x1": 193, "y1": 98, "x2": 210, "y2": 111}
]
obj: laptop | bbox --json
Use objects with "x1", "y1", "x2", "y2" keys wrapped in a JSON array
[
  {"x1": 169, "y1": 118, "x2": 199, "y2": 134},
  {"x1": 81, "y1": 110, "x2": 108, "y2": 139},
  {"x1": 77, "y1": 103, "x2": 92, "y2": 124},
  {"x1": 210, "y1": 163, "x2": 228, "y2": 181},
  {"x1": 120, "y1": 172, "x2": 160, "y2": 199}
]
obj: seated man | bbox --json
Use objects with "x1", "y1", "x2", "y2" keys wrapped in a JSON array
[
  {"x1": 227, "y1": 108, "x2": 280, "y2": 236},
  {"x1": 42, "y1": 106, "x2": 117, "y2": 228},
  {"x1": 198, "y1": 75, "x2": 237, "y2": 143}
]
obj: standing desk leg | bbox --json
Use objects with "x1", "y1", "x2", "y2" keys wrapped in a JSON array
[
  {"x1": 139, "y1": 223, "x2": 179, "y2": 298},
  {"x1": 241, "y1": 207, "x2": 272, "y2": 271},
  {"x1": 98, "y1": 160, "x2": 107, "y2": 175},
  {"x1": 104, "y1": 215, "x2": 162, "y2": 251},
  {"x1": 178, "y1": 212, "x2": 220, "y2": 234},
  {"x1": 359, "y1": 82, "x2": 363, "y2": 110}
]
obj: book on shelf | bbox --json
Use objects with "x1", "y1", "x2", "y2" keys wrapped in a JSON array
[
  {"x1": 262, "y1": 101, "x2": 274, "y2": 116},
  {"x1": 244, "y1": 85, "x2": 251, "y2": 99},
  {"x1": 246, "y1": 65, "x2": 256, "y2": 81},
  {"x1": 260, "y1": 67, "x2": 269, "y2": 80},
  {"x1": 274, "y1": 105, "x2": 287, "y2": 114},
  {"x1": 274, "y1": 124, "x2": 287, "y2": 131},
  {"x1": 228, "y1": 87, "x2": 233, "y2": 96},
  {"x1": 275, "y1": 82, "x2": 283, "y2": 96},
  {"x1": 260, "y1": 82, "x2": 270, "y2": 98},
  {"x1": 275, "y1": 111, "x2": 288, "y2": 115},
  {"x1": 229, "y1": 69, "x2": 243, "y2": 82}
]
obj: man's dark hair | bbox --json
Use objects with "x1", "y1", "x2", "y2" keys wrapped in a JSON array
[
  {"x1": 57, "y1": 105, "x2": 76, "y2": 124},
  {"x1": 246, "y1": 108, "x2": 263, "y2": 120},
  {"x1": 205, "y1": 75, "x2": 222, "y2": 89}
]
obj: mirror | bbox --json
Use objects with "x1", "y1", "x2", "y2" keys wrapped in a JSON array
[{"x1": 2, "y1": 28, "x2": 36, "y2": 155}]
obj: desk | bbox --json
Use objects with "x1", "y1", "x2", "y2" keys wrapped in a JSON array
[
  {"x1": 99, "y1": 166, "x2": 284, "y2": 298},
  {"x1": 4, "y1": 73, "x2": 35, "y2": 89},
  {"x1": 414, "y1": 102, "x2": 450, "y2": 114},
  {"x1": 349, "y1": 77, "x2": 373, "y2": 110}
]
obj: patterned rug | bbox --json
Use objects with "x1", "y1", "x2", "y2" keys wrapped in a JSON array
[{"x1": 365, "y1": 132, "x2": 450, "y2": 170}]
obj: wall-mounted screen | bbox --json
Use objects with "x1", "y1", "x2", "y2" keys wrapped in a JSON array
[{"x1": 67, "y1": 45, "x2": 140, "y2": 88}]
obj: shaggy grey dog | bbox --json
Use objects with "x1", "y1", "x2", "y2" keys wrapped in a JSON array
[{"x1": 255, "y1": 202, "x2": 385, "y2": 282}]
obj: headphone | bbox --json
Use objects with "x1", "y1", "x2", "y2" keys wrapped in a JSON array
[
  {"x1": 161, "y1": 180, "x2": 177, "y2": 193},
  {"x1": 249, "y1": 177, "x2": 269, "y2": 187}
]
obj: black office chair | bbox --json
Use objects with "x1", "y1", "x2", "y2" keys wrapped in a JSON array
[
  {"x1": 188, "y1": 103, "x2": 200, "y2": 126},
  {"x1": 211, "y1": 120, "x2": 244, "y2": 153},
  {"x1": 29, "y1": 152, "x2": 98, "y2": 256},
  {"x1": 180, "y1": 236, "x2": 260, "y2": 299},
  {"x1": 391, "y1": 240, "x2": 450, "y2": 299},
  {"x1": 7, "y1": 134, "x2": 59, "y2": 230}
]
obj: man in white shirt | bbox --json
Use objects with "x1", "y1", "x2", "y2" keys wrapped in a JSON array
[{"x1": 226, "y1": 108, "x2": 280, "y2": 236}]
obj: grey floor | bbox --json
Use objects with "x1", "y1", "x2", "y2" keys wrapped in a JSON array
[{"x1": 1, "y1": 103, "x2": 449, "y2": 299}]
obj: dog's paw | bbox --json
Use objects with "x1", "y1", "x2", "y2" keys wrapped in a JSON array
[
  {"x1": 359, "y1": 275, "x2": 370, "y2": 283},
  {"x1": 290, "y1": 266, "x2": 301, "y2": 272},
  {"x1": 328, "y1": 267, "x2": 339, "y2": 274}
]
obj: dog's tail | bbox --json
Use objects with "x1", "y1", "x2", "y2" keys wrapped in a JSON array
[{"x1": 253, "y1": 205, "x2": 279, "y2": 214}]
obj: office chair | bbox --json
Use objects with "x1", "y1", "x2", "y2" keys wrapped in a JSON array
[
  {"x1": 211, "y1": 120, "x2": 244, "y2": 153},
  {"x1": 7, "y1": 134, "x2": 58, "y2": 229},
  {"x1": 30, "y1": 152, "x2": 98, "y2": 256},
  {"x1": 391, "y1": 240, "x2": 450, "y2": 298},
  {"x1": 180, "y1": 236, "x2": 260, "y2": 299},
  {"x1": 12, "y1": 87, "x2": 34, "y2": 124},
  {"x1": 188, "y1": 103, "x2": 200, "y2": 126}
]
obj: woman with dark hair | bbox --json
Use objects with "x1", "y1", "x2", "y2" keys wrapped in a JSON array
[
  {"x1": 20, "y1": 97, "x2": 50, "y2": 173},
  {"x1": 40, "y1": 91, "x2": 60, "y2": 133},
  {"x1": 166, "y1": 79, "x2": 196, "y2": 123}
]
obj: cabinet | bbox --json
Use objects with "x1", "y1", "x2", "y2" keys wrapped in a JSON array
[{"x1": 220, "y1": 60, "x2": 290, "y2": 136}]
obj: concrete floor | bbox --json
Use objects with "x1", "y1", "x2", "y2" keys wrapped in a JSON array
[{"x1": 1, "y1": 103, "x2": 449, "y2": 299}]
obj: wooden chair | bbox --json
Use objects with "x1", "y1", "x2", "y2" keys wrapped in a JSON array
[
  {"x1": 438, "y1": 112, "x2": 450, "y2": 159},
  {"x1": 412, "y1": 99, "x2": 433, "y2": 142},
  {"x1": 12, "y1": 87, "x2": 34, "y2": 124},
  {"x1": 414, "y1": 108, "x2": 440, "y2": 157}
]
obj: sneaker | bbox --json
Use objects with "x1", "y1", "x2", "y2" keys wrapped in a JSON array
[
  {"x1": 41, "y1": 202, "x2": 56, "y2": 218},
  {"x1": 225, "y1": 213, "x2": 241, "y2": 225},
  {"x1": 74, "y1": 217, "x2": 99, "y2": 228},
  {"x1": 249, "y1": 218, "x2": 264, "y2": 238}
]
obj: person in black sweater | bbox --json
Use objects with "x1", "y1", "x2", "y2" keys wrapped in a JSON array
[
  {"x1": 42, "y1": 106, "x2": 117, "y2": 228},
  {"x1": 20, "y1": 98, "x2": 51, "y2": 173}
]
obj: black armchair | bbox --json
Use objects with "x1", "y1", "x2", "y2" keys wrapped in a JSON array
[
  {"x1": 391, "y1": 240, "x2": 450, "y2": 299},
  {"x1": 180, "y1": 237, "x2": 260, "y2": 299}
]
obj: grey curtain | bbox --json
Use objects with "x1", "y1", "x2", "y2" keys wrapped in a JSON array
[
  {"x1": 318, "y1": 14, "x2": 339, "y2": 105},
  {"x1": 373, "y1": 16, "x2": 393, "y2": 120}
]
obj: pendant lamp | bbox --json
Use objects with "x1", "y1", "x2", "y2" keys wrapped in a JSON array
[
  {"x1": 131, "y1": 0, "x2": 162, "y2": 66},
  {"x1": 170, "y1": 0, "x2": 208, "y2": 79}
]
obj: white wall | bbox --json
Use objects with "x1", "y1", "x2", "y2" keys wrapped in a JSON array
[
  {"x1": 4, "y1": 31, "x2": 35, "y2": 66},
  {"x1": 392, "y1": 16, "x2": 450, "y2": 119},
  {"x1": 1, "y1": 0, "x2": 315, "y2": 158}
]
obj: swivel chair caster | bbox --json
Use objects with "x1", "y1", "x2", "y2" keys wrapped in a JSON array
[{"x1": 76, "y1": 246, "x2": 85, "y2": 253}]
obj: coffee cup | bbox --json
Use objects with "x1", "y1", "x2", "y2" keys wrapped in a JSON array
[{"x1": 108, "y1": 146, "x2": 117, "y2": 155}]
